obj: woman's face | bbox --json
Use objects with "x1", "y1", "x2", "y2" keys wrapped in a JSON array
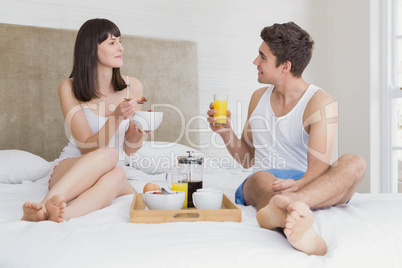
[{"x1": 97, "y1": 34, "x2": 124, "y2": 68}]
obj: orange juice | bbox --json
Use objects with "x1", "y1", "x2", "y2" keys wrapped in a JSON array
[
  {"x1": 213, "y1": 100, "x2": 228, "y2": 126},
  {"x1": 172, "y1": 182, "x2": 188, "y2": 208}
]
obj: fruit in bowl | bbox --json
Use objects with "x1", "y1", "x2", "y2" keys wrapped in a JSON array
[
  {"x1": 142, "y1": 190, "x2": 185, "y2": 210},
  {"x1": 137, "y1": 96, "x2": 148, "y2": 104},
  {"x1": 132, "y1": 111, "x2": 163, "y2": 131}
]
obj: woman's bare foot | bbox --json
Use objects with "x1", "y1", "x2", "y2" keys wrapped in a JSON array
[
  {"x1": 284, "y1": 201, "x2": 327, "y2": 256},
  {"x1": 21, "y1": 202, "x2": 47, "y2": 222},
  {"x1": 45, "y1": 195, "x2": 66, "y2": 223},
  {"x1": 256, "y1": 195, "x2": 291, "y2": 229}
]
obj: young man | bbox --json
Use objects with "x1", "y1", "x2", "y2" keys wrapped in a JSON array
[{"x1": 207, "y1": 22, "x2": 366, "y2": 256}]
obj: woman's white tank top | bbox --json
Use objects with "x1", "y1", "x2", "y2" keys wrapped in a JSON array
[
  {"x1": 58, "y1": 77, "x2": 130, "y2": 161},
  {"x1": 249, "y1": 84, "x2": 320, "y2": 172}
]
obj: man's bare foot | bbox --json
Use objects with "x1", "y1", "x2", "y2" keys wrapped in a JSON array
[
  {"x1": 284, "y1": 201, "x2": 327, "y2": 256},
  {"x1": 45, "y1": 195, "x2": 66, "y2": 223},
  {"x1": 21, "y1": 202, "x2": 47, "y2": 222},
  {"x1": 256, "y1": 195, "x2": 291, "y2": 229}
]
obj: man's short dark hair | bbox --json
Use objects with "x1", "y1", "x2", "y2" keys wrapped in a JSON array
[{"x1": 260, "y1": 22, "x2": 314, "y2": 77}]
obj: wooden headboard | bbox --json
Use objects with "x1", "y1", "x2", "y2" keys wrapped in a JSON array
[{"x1": 0, "y1": 23, "x2": 199, "y2": 161}]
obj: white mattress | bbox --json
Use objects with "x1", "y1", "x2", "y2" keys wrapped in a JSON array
[{"x1": 1, "y1": 164, "x2": 402, "y2": 268}]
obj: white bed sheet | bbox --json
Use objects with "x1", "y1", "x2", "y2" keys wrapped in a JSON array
[{"x1": 1, "y1": 164, "x2": 402, "y2": 268}]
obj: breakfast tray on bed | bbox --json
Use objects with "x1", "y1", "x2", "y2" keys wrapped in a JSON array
[{"x1": 130, "y1": 193, "x2": 241, "y2": 223}]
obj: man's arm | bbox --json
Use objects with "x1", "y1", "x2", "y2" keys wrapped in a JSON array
[
  {"x1": 271, "y1": 89, "x2": 338, "y2": 192},
  {"x1": 299, "y1": 90, "x2": 338, "y2": 188},
  {"x1": 207, "y1": 87, "x2": 268, "y2": 168}
]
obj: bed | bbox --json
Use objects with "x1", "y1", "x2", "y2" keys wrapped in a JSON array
[{"x1": 1, "y1": 23, "x2": 402, "y2": 268}]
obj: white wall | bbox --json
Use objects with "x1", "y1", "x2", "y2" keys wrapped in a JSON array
[
  {"x1": 327, "y1": 0, "x2": 381, "y2": 193},
  {"x1": 0, "y1": 0, "x2": 381, "y2": 192}
]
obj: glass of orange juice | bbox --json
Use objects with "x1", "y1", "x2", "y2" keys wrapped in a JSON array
[
  {"x1": 213, "y1": 94, "x2": 228, "y2": 127},
  {"x1": 172, "y1": 180, "x2": 188, "y2": 208},
  {"x1": 166, "y1": 167, "x2": 188, "y2": 208}
]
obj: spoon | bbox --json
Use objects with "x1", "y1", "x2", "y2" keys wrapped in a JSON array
[
  {"x1": 124, "y1": 96, "x2": 148, "y2": 105},
  {"x1": 161, "y1": 187, "x2": 175, "y2": 195}
]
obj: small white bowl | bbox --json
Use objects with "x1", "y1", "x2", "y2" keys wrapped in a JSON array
[
  {"x1": 142, "y1": 190, "x2": 185, "y2": 210},
  {"x1": 192, "y1": 191, "x2": 223, "y2": 210},
  {"x1": 132, "y1": 111, "x2": 163, "y2": 131},
  {"x1": 196, "y1": 188, "x2": 223, "y2": 194}
]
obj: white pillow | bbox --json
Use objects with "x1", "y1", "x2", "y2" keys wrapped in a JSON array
[
  {"x1": 0, "y1": 150, "x2": 51, "y2": 184},
  {"x1": 126, "y1": 141, "x2": 201, "y2": 174}
]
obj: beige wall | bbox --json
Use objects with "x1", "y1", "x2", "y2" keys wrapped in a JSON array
[{"x1": 0, "y1": 0, "x2": 382, "y2": 193}]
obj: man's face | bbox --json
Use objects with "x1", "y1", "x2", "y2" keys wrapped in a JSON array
[{"x1": 253, "y1": 42, "x2": 282, "y2": 84}]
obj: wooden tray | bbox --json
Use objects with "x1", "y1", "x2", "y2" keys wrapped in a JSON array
[{"x1": 130, "y1": 193, "x2": 241, "y2": 223}]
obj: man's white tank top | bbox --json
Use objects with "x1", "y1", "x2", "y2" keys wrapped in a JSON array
[
  {"x1": 249, "y1": 84, "x2": 320, "y2": 172},
  {"x1": 58, "y1": 77, "x2": 130, "y2": 161}
]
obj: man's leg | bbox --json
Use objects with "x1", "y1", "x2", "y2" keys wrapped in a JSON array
[
  {"x1": 252, "y1": 154, "x2": 366, "y2": 226},
  {"x1": 242, "y1": 171, "x2": 290, "y2": 229},
  {"x1": 283, "y1": 154, "x2": 366, "y2": 208},
  {"x1": 249, "y1": 154, "x2": 366, "y2": 255},
  {"x1": 242, "y1": 171, "x2": 277, "y2": 210}
]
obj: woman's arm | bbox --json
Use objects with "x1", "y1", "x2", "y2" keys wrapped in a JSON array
[
  {"x1": 123, "y1": 76, "x2": 147, "y2": 156},
  {"x1": 59, "y1": 79, "x2": 137, "y2": 154}
]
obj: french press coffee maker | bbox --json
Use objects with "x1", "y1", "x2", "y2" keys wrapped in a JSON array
[{"x1": 177, "y1": 151, "x2": 204, "y2": 207}]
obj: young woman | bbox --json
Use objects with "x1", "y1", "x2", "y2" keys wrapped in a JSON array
[{"x1": 21, "y1": 18, "x2": 147, "y2": 222}]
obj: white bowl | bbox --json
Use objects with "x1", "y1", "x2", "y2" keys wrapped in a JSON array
[
  {"x1": 196, "y1": 188, "x2": 223, "y2": 194},
  {"x1": 192, "y1": 191, "x2": 223, "y2": 210},
  {"x1": 132, "y1": 111, "x2": 163, "y2": 131},
  {"x1": 142, "y1": 190, "x2": 185, "y2": 210}
]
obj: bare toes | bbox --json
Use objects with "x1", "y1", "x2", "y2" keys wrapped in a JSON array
[
  {"x1": 284, "y1": 201, "x2": 327, "y2": 255},
  {"x1": 21, "y1": 202, "x2": 46, "y2": 222},
  {"x1": 256, "y1": 195, "x2": 291, "y2": 229},
  {"x1": 45, "y1": 195, "x2": 66, "y2": 223}
]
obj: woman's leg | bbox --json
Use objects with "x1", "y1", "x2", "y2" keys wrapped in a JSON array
[
  {"x1": 22, "y1": 147, "x2": 133, "y2": 222},
  {"x1": 61, "y1": 165, "x2": 134, "y2": 220},
  {"x1": 46, "y1": 147, "x2": 120, "y2": 203}
]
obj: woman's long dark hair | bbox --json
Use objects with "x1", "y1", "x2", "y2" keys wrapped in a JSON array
[{"x1": 69, "y1": 18, "x2": 127, "y2": 101}]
